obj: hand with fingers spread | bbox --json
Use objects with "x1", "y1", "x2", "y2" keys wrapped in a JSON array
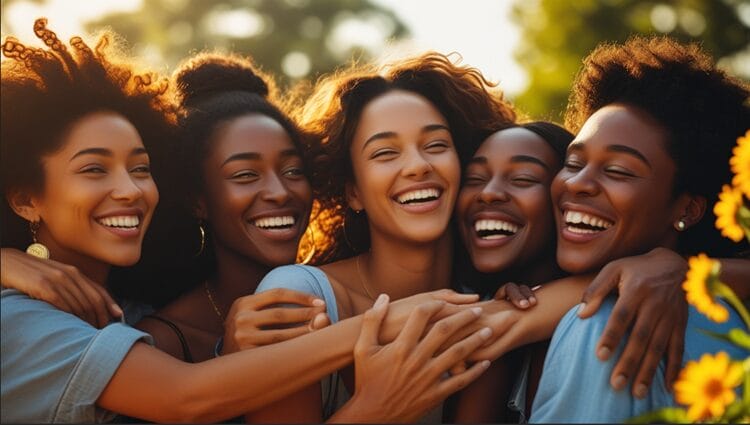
[
  {"x1": 494, "y1": 282, "x2": 538, "y2": 309},
  {"x1": 221, "y1": 288, "x2": 329, "y2": 355},
  {"x1": 330, "y1": 294, "x2": 492, "y2": 423},
  {"x1": 577, "y1": 247, "x2": 689, "y2": 398},
  {"x1": 1, "y1": 247, "x2": 122, "y2": 328}
]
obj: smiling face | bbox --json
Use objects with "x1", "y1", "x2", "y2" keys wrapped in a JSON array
[
  {"x1": 26, "y1": 111, "x2": 158, "y2": 267},
  {"x1": 552, "y1": 104, "x2": 688, "y2": 273},
  {"x1": 457, "y1": 127, "x2": 560, "y2": 273},
  {"x1": 199, "y1": 113, "x2": 312, "y2": 266},
  {"x1": 347, "y1": 90, "x2": 460, "y2": 245}
]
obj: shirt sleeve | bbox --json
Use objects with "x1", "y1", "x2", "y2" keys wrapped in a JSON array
[
  {"x1": 1, "y1": 289, "x2": 153, "y2": 424},
  {"x1": 256, "y1": 265, "x2": 339, "y2": 323}
]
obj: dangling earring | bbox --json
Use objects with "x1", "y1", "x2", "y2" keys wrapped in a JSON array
[
  {"x1": 195, "y1": 220, "x2": 206, "y2": 257},
  {"x1": 26, "y1": 220, "x2": 50, "y2": 259},
  {"x1": 675, "y1": 219, "x2": 687, "y2": 231},
  {"x1": 343, "y1": 208, "x2": 362, "y2": 251}
]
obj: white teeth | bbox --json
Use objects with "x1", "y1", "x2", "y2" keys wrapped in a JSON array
[
  {"x1": 397, "y1": 188, "x2": 440, "y2": 204},
  {"x1": 98, "y1": 215, "x2": 139, "y2": 228},
  {"x1": 254, "y1": 216, "x2": 295, "y2": 229},
  {"x1": 474, "y1": 219, "x2": 519, "y2": 234},
  {"x1": 564, "y1": 210, "x2": 613, "y2": 230}
]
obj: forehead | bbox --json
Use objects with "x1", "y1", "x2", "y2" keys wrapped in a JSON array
[
  {"x1": 354, "y1": 90, "x2": 448, "y2": 140},
  {"x1": 61, "y1": 111, "x2": 144, "y2": 153},
  {"x1": 476, "y1": 127, "x2": 558, "y2": 167},
  {"x1": 212, "y1": 114, "x2": 294, "y2": 157},
  {"x1": 575, "y1": 104, "x2": 669, "y2": 158}
]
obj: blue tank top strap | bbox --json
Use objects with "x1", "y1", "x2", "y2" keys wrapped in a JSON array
[{"x1": 289, "y1": 264, "x2": 340, "y2": 323}]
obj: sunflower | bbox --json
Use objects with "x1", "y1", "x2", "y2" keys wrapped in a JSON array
[
  {"x1": 674, "y1": 351, "x2": 744, "y2": 421},
  {"x1": 714, "y1": 185, "x2": 745, "y2": 243},
  {"x1": 682, "y1": 253, "x2": 728, "y2": 323},
  {"x1": 731, "y1": 130, "x2": 750, "y2": 198}
]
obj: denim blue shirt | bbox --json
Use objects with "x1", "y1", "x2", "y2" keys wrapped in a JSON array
[{"x1": 1, "y1": 289, "x2": 153, "y2": 423}]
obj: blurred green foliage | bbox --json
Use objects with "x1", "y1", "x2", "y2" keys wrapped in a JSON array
[
  {"x1": 1, "y1": 0, "x2": 407, "y2": 86},
  {"x1": 510, "y1": 0, "x2": 750, "y2": 121},
  {"x1": 87, "y1": 0, "x2": 406, "y2": 85}
]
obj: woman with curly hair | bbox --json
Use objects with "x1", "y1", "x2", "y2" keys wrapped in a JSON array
[
  {"x1": 0, "y1": 20, "x2": 497, "y2": 423},
  {"x1": 528, "y1": 36, "x2": 750, "y2": 423},
  {"x1": 251, "y1": 51, "x2": 519, "y2": 421}
]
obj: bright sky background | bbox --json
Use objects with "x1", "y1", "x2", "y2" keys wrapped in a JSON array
[{"x1": 1, "y1": 0, "x2": 528, "y2": 96}]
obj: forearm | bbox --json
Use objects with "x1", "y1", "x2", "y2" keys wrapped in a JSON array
[
  {"x1": 718, "y1": 258, "x2": 750, "y2": 300},
  {"x1": 470, "y1": 276, "x2": 589, "y2": 361},
  {"x1": 99, "y1": 314, "x2": 363, "y2": 423}
]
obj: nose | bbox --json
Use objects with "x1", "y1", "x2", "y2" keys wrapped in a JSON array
[
  {"x1": 260, "y1": 172, "x2": 291, "y2": 205},
  {"x1": 401, "y1": 148, "x2": 432, "y2": 179},
  {"x1": 478, "y1": 177, "x2": 510, "y2": 204},
  {"x1": 111, "y1": 169, "x2": 144, "y2": 203},
  {"x1": 564, "y1": 165, "x2": 600, "y2": 197}
]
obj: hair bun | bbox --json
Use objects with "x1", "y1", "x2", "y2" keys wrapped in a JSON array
[{"x1": 175, "y1": 52, "x2": 269, "y2": 106}]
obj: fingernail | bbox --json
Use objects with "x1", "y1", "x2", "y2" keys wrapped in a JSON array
[
  {"x1": 312, "y1": 298, "x2": 325, "y2": 307},
  {"x1": 112, "y1": 304, "x2": 123, "y2": 317},
  {"x1": 519, "y1": 300, "x2": 529, "y2": 308},
  {"x1": 478, "y1": 327, "x2": 492, "y2": 340},
  {"x1": 577, "y1": 302, "x2": 586, "y2": 316},
  {"x1": 529, "y1": 296, "x2": 537, "y2": 305},
  {"x1": 480, "y1": 360, "x2": 491, "y2": 369},
  {"x1": 471, "y1": 306, "x2": 483, "y2": 316},
  {"x1": 374, "y1": 293, "x2": 388, "y2": 308},
  {"x1": 612, "y1": 375, "x2": 627, "y2": 391},
  {"x1": 634, "y1": 383, "x2": 648, "y2": 399},
  {"x1": 597, "y1": 346, "x2": 611, "y2": 360}
]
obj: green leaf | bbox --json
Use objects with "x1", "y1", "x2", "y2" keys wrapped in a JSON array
[
  {"x1": 627, "y1": 407, "x2": 690, "y2": 423},
  {"x1": 697, "y1": 328, "x2": 750, "y2": 350},
  {"x1": 721, "y1": 399, "x2": 750, "y2": 422}
]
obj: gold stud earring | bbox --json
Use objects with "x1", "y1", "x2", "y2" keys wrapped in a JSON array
[{"x1": 26, "y1": 220, "x2": 50, "y2": 259}]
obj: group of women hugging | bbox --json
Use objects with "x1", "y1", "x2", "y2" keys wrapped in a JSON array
[{"x1": 1, "y1": 17, "x2": 748, "y2": 424}]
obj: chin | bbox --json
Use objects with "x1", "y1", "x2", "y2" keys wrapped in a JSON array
[{"x1": 106, "y1": 252, "x2": 143, "y2": 267}]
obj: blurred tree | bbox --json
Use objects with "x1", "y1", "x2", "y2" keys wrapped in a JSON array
[
  {"x1": 81, "y1": 0, "x2": 407, "y2": 85},
  {"x1": 510, "y1": 0, "x2": 750, "y2": 121}
]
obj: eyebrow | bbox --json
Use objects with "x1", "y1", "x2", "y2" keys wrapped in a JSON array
[
  {"x1": 567, "y1": 142, "x2": 651, "y2": 169},
  {"x1": 361, "y1": 124, "x2": 451, "y2": 152},
  {"x1": 468, "y1": 156, "x2": 488, "y2": 166},
  {"x1": 70, "y1": 147, "x2": 148, "y2": 161},
  {"x1": 607, "y1": 145, "x2": 651, "y2": 168},
  {"x1": 510, "y1": 155, "x2": 550, "y2": 170},
  {"x1": 221, "y1": 149, "x2": 300, "y2": 166}
]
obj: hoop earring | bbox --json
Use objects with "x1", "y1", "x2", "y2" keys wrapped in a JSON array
[
  {"x1": 26, "y1": 220, "x2": 50, "y2": 259},
  {"x1": 301, "y1": 226, "x2": 317, "y2": 264},
  {"x1": 675, "y1": 219, "x2": 686, "y2": 231},
  {"x1": 195, "y1": 220, "x2": 206, "y2": 257}
]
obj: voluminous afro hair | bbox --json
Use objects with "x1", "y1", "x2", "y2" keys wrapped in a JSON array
[
  {"x1": 565, "y1": 36, "x2": 749, "y2": 257},
  {"x1": 297, "y1": 52, "x2": 517, "y2": 264},
  {"x1": 1, "y1": 18, "x2": 175, "y2": 252}
]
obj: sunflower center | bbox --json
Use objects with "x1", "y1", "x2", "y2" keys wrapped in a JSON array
[{"x1": 705, "y1": 379, "x2": 724, "y2": 398}]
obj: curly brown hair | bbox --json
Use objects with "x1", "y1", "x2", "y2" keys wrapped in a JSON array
[
  {"x1": 564, "y1": 36, "x2": 749, "y2": 257},
  {"x1": 296, "y1": 52, "x2": 517, "y2": 264},
  {"x1": 1, "y1": 18, "x2": 175, "y2": 295}
]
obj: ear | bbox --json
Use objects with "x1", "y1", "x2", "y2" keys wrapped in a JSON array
[
  {"x1": 194, "y1": 197, "x2": 208, "y2": 221},
  {"x1": 673, "y1": 194, "x2": 706, "y2": 230},
  {"x1": 345, "y1": 182, "x2": 364, "y2": 212},
  {"x1": 6, "y1": 189, "x2": 41, "y2": 223}
]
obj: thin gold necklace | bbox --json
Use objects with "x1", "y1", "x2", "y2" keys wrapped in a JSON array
[
  {"x1": 355, "y1": 255, "x2": 376, "y2": 301},
  {"x1": 204, "y1": 281, "x2": 224, "y2": 321}
]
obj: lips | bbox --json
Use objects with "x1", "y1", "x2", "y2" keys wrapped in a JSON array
[
  {"x1": 558, "y1": 204, "x2": 615, "y2": 242},
  {"x1": 247, "y1": 209, "x2": 304, "y2": 241},
  {"x1": 94, "y1": 209, "x2": 144, "y2": 238}
]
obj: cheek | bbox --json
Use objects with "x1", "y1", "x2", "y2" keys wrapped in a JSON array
[{"x1": 455, "y1": 188, "x2": 474, "y2": 217}]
